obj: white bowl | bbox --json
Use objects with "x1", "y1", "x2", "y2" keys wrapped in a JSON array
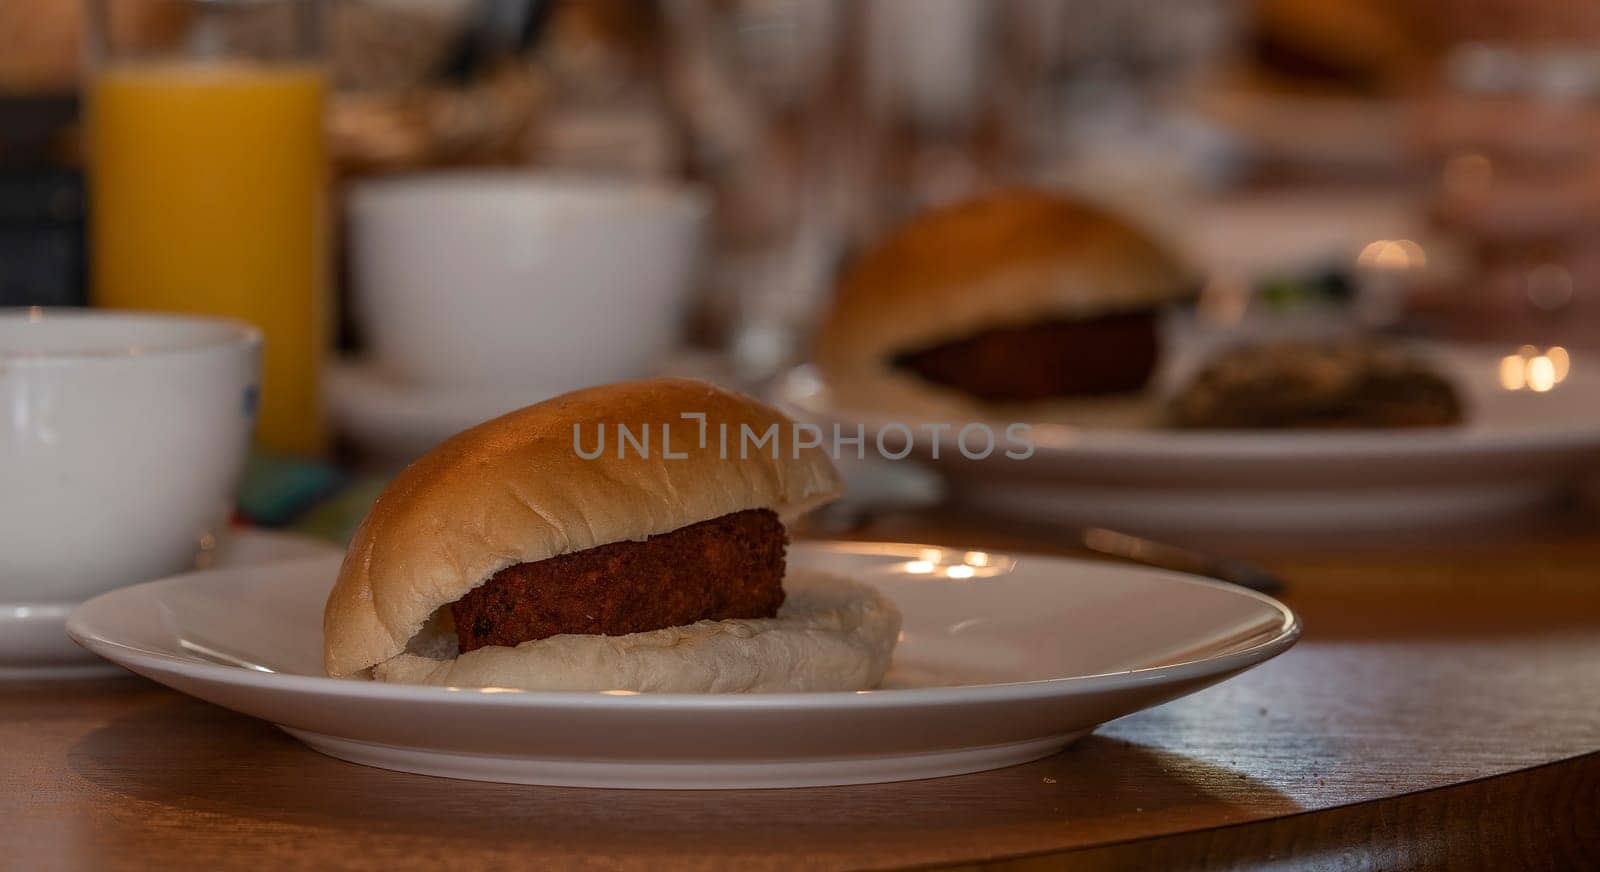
[
  {"x1": 0, "y1": 309, "x2": 260, "y2": 604},
  {"x1": 348, "y1": 172, "x2": 708, "y2": 391}
]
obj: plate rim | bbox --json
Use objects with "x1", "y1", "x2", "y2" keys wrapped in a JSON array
[
  {"x1": 773, "y1": 358, "x2": 1600, "y2": 462},
  {"x1": 65, "y1": 542, "x2": 1300, "y2": 709}
]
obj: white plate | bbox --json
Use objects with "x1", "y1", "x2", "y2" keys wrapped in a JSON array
[
  {"x1": 65, "y1": 542, "x2": 1297, "y2": 789},
  {"x1": 2, "y1": 529, "x2": 339, "y2": 680},
  {"x1": 776, "y1": 344, "x2": 1600, "y2": 534}
]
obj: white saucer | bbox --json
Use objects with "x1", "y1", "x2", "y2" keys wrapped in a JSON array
[
  {"x1": 66, "y1": 541, "x2": 1297, "y2": 788},
  {"x1": 326, "y1": 360, "x2": 573, "y2": 462},
  {"x1": 326, "y1": 353, "x2": 745, "y2": 463},
  {"x1": 2, "y1": 530, "x2": 339, "y2": 680},
  {"x1": 777, "y1": 343, "x2": 1600, "y2": 534}
]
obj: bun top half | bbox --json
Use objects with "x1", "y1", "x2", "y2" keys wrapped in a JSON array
[
  {"x1": 323, "y1": 378, "x2": 842, "y2": 678},
  {"x1": 815, "y1": 189, "x2": 1191, "y2": 383}
]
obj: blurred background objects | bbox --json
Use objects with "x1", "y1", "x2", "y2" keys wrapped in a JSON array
[{"x1": 1, "y1": 0, "x2": 1598, "y2": 535}]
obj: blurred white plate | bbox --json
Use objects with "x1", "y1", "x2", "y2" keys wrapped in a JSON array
[
  {"x1": 1177, "y1": 189, "x2": 1423, "y2": 282},
  {"x1": 66, "y1": 542, "x2": 1297, "y2": 789},
  {"x1": 1196, "y1": 87, "x2": 1407, "y2": 174},
  {"x1": 776, "y1": 344, "x2": 1600, "y2": 534},
  {"x1": 2, "y1": 529, "x2": 338, "y2": 680}
]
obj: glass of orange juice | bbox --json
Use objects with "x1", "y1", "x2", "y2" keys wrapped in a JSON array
[{"x1": 87, "y1": 0, "x2": 328, "y2": 457}]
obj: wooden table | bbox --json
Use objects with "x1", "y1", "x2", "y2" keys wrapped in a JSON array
[{"x1": 3, "y1": 517, "x2": 1598, "y2": 870}]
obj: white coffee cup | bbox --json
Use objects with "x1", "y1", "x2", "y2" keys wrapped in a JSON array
[
  {"x1": 0, "y1": 309, "x2": 261, "y2": 603},
  {"x1": 349, "y1": 172, "x2": 709, "y2": 392}
]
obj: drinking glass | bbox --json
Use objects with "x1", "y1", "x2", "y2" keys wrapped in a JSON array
[{"x1": 87, "y1": 0, "x2": 328, "y2": 457}]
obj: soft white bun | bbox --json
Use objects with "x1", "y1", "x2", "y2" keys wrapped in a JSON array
[
  {"x1": 375, "y1": 570, "x2": 901, "y2": 693},
  {"x1": 324, "y1": 378, "x2": 844, "y2": 680},
  {"x1": 814, "y1": 188, "x2": 1190, "y2": 415}
]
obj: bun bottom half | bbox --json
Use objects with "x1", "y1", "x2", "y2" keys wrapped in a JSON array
[{"x1": 371, "y1": 570, "x2": 902, "y2": 693}]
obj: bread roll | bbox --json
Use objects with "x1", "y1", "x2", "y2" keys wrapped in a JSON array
[
  {"x1": 813, "y1": 189, "x2": 1190, "y2": 414},
  {"x1": 323, "y1": 378, "x2": 903, "y2": 692}
]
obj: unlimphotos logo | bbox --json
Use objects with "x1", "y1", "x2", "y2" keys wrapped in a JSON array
[{"x1": 573, "y1": 413, "x2": 1034, "y2": 462}]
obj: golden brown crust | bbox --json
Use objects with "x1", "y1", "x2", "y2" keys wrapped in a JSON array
[
  {"x1": 449, "y1": 509, "x2": 787, "y2": 651},
  {"x1": 813, "y1": 189, "x2": 1190, "y2": 412},
  {"x1": 323, "y1": 378, "x2": 842, "y2": 678}
]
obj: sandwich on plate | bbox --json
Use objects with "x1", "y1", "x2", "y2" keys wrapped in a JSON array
[{"x1": 323, "y1": 377, "x2": 901, "y2": 692}]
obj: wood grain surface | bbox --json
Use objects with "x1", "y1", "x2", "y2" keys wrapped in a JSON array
[{"x1": 2, "y1": 517, "x2": 1598, "y2": 870}]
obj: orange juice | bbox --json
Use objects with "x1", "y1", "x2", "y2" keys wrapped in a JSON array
[{"x1": 90, "y1": 62, "x2": 328, "y2": 456}]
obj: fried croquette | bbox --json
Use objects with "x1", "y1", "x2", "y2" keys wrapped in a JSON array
[
  {"x1": 451, "y1": 509, "x2": 787, "y2": 652},
  {"x1": 892, "y1": 311, "x2": 1159, "y2": 403}
]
